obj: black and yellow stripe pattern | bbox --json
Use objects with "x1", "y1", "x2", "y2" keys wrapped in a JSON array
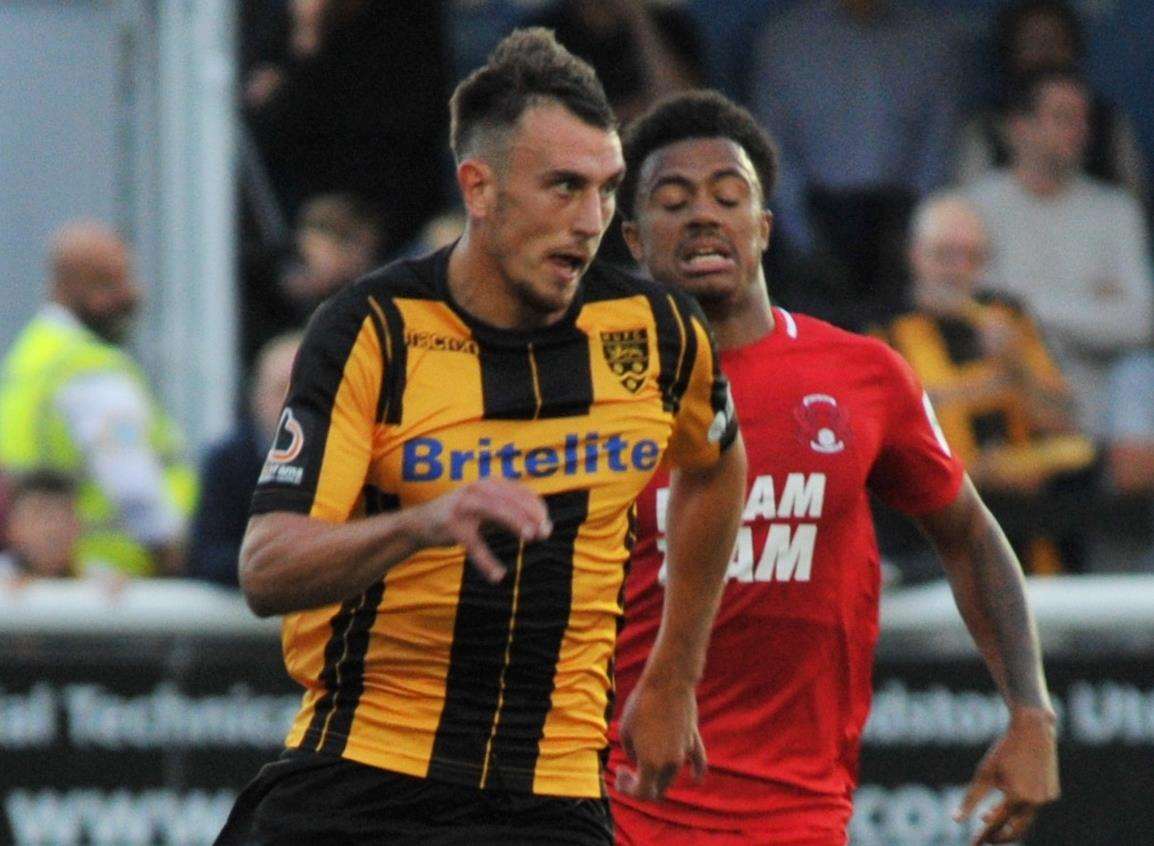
[
  {"x1": 884, "y1": 297, "x2": 1066, "y2": 466},
  {"x1": 252, "y1": 246, "x2": 734, "y2": 798}
]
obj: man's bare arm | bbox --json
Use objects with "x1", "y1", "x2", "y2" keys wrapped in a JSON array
[
  {"x1": 616, "y1": 433, "x2": 747, "y2": 801},
  {"x1": 240, "y1": 479, "x2": 551, "y2": 617},
  {"x1": 916, "y1": 476, "x2": 1047, "y2": 704},
  {"x1": 644, "y1": 435, "x2": 747, "y2": 686},
  {"x1": 914, "y1": 475, "x2": 1059, "y2": 844}
]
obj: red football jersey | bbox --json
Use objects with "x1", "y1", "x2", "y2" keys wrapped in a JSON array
[{"x1": 608, "y1": 308, "x2": 964, "y2": 837}]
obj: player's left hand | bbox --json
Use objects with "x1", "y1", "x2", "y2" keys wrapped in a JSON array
[
  {"x1": 955, "y1": 706, "x2": 1059, "y2": 844},
  {"x1": 614, "y1": 675, "x2": 706, "y2": 802}
]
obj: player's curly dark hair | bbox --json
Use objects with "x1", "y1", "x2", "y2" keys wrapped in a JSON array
[
  {"x1": 449, "y1": 28, "x2": 615, "y2": 164},
  {"x1": 618, "y1": 90, "x2": 778, "y2": 221}
]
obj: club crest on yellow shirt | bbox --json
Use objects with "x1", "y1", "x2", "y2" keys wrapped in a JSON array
[{"x1": 600, "y1": 329, "x2": 649, "y2": 394}]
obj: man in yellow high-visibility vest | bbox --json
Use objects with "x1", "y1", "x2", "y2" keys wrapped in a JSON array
[{"x1": 0, "y1": 221, "x2": 196, "y2": 576}]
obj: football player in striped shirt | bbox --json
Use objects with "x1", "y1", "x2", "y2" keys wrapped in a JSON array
[{"x1": 215, "y1": 29, "x2": 746, "y2": 846}]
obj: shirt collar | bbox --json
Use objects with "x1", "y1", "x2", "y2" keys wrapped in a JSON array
[{"x1": 40, "y1": 302, "x2": 85, "y2": 332}]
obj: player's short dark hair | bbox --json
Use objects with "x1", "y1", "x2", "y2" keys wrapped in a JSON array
[
  {"x1": 449, "y1": 28, "x2": 615, "y2": 164},
  {"x1": 618, "y1": 90, "x2": 778, "y2": 221},
  {"x1": 995, "y1": 0, "x2": 1085, "y2": 74},
  {"x1": 1005, "y1": 65, "x2": 1089, "y2": 117}
]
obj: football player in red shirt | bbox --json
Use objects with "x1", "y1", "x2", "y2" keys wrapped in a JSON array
[{"x1": 608, "y1": 91, "x2": 1060, "y2": 846}]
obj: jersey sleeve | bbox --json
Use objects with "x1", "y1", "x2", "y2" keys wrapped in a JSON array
[
  {"x1": 663, "y1": 290, "x2": 738, "y2": 470},
  {"x1": 250, "y1": 289, "x2": 384, "y2": 522},
  {"x1": 867, "y1": 342, "x2": 964, "y2": 516}
]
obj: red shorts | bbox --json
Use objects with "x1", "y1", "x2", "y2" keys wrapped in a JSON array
[{"x1": 612, "y1": 800, "x2": 848, "y2": 846}]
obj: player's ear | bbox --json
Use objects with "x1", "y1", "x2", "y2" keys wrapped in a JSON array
[
  {"x1": 457, "y1": 158, "x2": 496, "y2": 219},
  {"x1": 621, "y1": 219, "x2": 645, "y2": 263},
  {"x1": 758, "y1": 209, "x2": 772, "y2": 254}
]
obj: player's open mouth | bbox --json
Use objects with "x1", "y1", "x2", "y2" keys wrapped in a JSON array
[
  {"x1": 548, "y1": 251, "x2": 587, "y2": 278},
  {"x1": 679, "y1": 242, "x2": 736, "y2": 275}
]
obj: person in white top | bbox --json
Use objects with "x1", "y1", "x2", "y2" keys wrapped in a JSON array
[
  {"x1": 955, "y1": 0, "x2": 1147, "y2": 200},
  {"x1": 963, "y1": 67, "x2": 1154, "y2": 441}
]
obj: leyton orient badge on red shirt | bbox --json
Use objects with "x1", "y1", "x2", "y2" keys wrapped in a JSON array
[{"x1": 794, "y1": 393, "x2": 850, "y2": 454}]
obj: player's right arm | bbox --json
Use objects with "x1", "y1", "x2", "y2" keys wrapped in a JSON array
[
  {"x1": 240, "y1": 481, "x2": 550, "y2": 617},
  {"x1": 237, "y1": 288, "x2": 550, "y2": 618}
]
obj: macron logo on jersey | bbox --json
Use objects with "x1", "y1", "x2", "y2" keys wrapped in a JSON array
[
  {"x1": 655, "y1": 472, "x2": 826, "y2": 585},
  {"x1": 402, "y1": 432, "x2": 661, "y2": 482}
]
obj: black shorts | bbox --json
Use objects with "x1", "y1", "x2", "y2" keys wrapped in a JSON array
[{"x1": 214, "y1": 750, "x2": 614, "y2": 846}]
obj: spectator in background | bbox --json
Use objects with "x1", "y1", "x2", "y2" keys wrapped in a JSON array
[
  {"x1": 281, "y1": 193, "x2": 382, "y2": 318},
  {"x1": 749, "y1": 0, "x2": 963, "y2": 327},
  {"x1": 1105, "y1": 351, "x2": 1154, "y2": 570},
  {"x1": 239, "y1": 0, "x2": 291, "y2": 85},
  {"x1": 243, "y1": 0, "x2": 449, "y2": 251},
  {"x1": 529, "y1": 0, "x2": 704, "y2": 125},
  {"x1": 445, "y1": 0, "x2": 539, "y2": 83},
  {"x1": 885, "y1": 194, "x2": 1096, "y2": 572},
  {"x1": 0, "y1": 222, "x2": 195, "y2": 577},
  {"x1": 1106, "y1": 351, "x2": 1154, "y2": 498},
  {"x1": 188, "y1": 333, "x2": 301, "y2": 588},
  {"x1": 956, "y1": 0, "x2": 1148, "y2": 201},
  {"x1": 0, "y1": 473, "x2": 11, "y2": 547},
  {"x1": 241, "y1": 192, "x2": 382, "y2": 366},
  {"x1": 963, "y1": 68, "x2": 1154, "y2": 443},
  {"x1": 0, "y1": 471, "x2": 82, "y2": 582},
  {"x1": 395, "y1": 205, "x2": 467, "y2": 260}
]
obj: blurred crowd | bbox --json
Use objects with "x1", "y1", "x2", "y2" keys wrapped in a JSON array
[{"x1": 0, "y1": 0, "x2": 1151, "y2": 587}]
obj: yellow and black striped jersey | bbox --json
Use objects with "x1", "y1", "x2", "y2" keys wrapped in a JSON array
[
  {"x1": 251, "y1": 245, "x2": 736, "y2": 798},
  {"x1": 884, "y1": 297, "x2": 1061, "y2": 464}
]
